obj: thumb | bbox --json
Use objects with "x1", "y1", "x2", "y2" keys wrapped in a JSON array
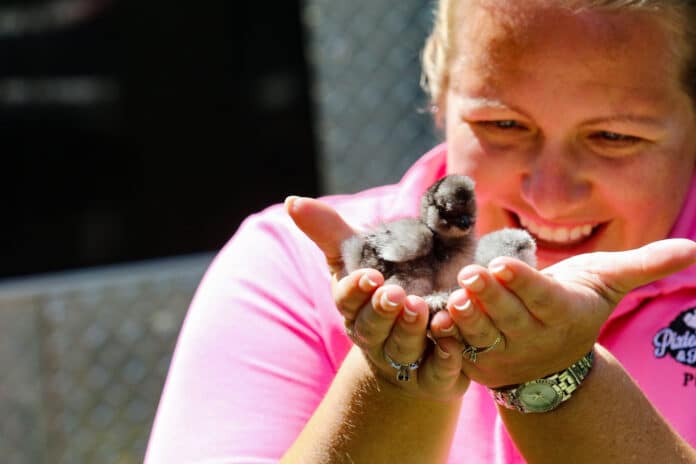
[
  {"x1": 285, "y1": 196, "x2": 356, "y2": 274},
  {"x1": 559, "y1": 239, "x2": 696, "y2": 300}
]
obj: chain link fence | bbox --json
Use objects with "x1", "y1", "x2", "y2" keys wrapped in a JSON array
[
  {"x1": 0, "y1": 1, "x2": 439, "y2": 462},
  {"x1": 303, "y1": 0, "x2": 441, "y2": 194},
  {"x1": 0, "y1": 255, "x2": 211, "y2": 464}
]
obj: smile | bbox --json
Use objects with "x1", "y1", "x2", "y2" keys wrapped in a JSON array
[{"x1": 513, "y1": 213, "x2": 601, "y2": 246}]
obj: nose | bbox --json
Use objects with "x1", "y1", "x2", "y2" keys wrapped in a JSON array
[{"x1": 520, "y1": 144, "x2": 591, "y2": 219}]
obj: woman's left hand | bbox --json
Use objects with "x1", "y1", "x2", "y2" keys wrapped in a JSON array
[
  {"x1": 444, "y1": 239, "x2": 696, "y2": 387},
  {"x1": 286, "y1": 196, "x2": 470, "y2": 400}
]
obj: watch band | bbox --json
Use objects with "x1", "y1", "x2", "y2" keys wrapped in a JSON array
[{"x1": 491, "y1": 351, "x2": 594, "y2": 413}]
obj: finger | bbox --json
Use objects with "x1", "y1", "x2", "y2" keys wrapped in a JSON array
[
  {"x1": 332, "y1": 269, "x2": 384, "y2": 321},
  {"x1": 558, "y1": 238, "x2": 696, "y2": 301},
  {"x1": 382, "y1": 294, "x2": 429, "y2": 364},
  {"x1": 418, "y1": 337, "x2": 468, "y2": 394},
  {"x1": 484, "y1": 257, "x2": 565, "y2": 322},
  {"x1": 352, "y1": 285, "x2": 406, "y2": 349},
  {"x1": 285, "y1": 196, "x2": 355, "y2": 274},
  {"x1": 457, "y1": 265, "x2": 538, "y2": 335},
  {"x1": 447, "y1": 289, "x2": 502, "y2": 352},
  {"x1": 428, "y1": 309, "x2": 460, "y2": 340}
]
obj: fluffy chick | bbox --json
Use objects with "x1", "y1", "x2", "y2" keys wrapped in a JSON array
[
  {"x1": 475, "y1": 228, "x2": 537, "y2": 269},
  {"x1": 341, "y1": 175, "x2": 477, "y2": 313},
  {"x1": 341, "y1": 174, "x2": 536, "y2": 317}
]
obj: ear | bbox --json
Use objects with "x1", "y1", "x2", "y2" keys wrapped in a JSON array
[{"x1": 433, "y1": 84, "x2": 450, "y2": 130}]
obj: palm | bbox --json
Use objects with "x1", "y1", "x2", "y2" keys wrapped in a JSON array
[{"x1": 459, "y1": 240, "x2": 696, "y2": 387}]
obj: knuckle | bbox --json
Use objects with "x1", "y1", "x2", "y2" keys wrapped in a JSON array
[
  {"x1": 529, "y1": 288, "x2": 553, "y2": 308},
  {"x1": 355, "y1": 315, "x2": 392, "y2": 344},
  {"x1": 387, "y1": 337, "x2": 411, "y2": 357},
  {"x1": 335, "y1": 299, "x2": 354, "y2": 313},
  {"x1": 498, "y1": 310, "x2": 523, "y2": 328},
  {"x1": 360, "y1": 310, "x2": 389, "y2": 334},
  {"x1": 437, "y1": 365, "x2": 459, "y2": 381},
  {"x1": 385, "y1": 334, "x2": 421, "y2": 360},
  {"x1": 355, "y1": 323, "x2": 375, "y2": 342},
  {"x1": 476, "y1": 328, "x2": 495, "y2": 341}
]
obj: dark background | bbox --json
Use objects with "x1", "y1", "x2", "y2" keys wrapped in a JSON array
[{"x1": 1, "y1": 0, "x2": 318, "y2": 278}]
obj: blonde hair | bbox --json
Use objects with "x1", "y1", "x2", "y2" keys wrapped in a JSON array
[{"x1": 421, "y1": 0, "x2": 696, "y2": 108}]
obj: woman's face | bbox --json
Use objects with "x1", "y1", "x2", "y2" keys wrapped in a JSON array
[{"x1": 445, "y1": 3, "x2": 696, "y2": 269}]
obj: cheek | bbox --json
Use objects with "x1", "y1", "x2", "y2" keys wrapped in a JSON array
[
  {"x1": 445, "y1": 128, "x2": 521, "y2": 235},
  {"x1": 595, "y1": 154, "x2": 694, "y2": 245},
  {"x1": 474, "y1": 201, "x2": 513, "y2": 237},
  {"x1": 445, "y1": 126, "x2": 522, "y2": 198},
  {"x1": 621, "y1": 173, "x2": 690, "y2": 232},
  {"x1": 446, "y1": 120, "x2": 494, "y2": 171}
]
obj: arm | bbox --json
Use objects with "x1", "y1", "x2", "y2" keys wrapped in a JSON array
[
  {"x1": 443, "y1": 239, "x2": 696, "y2": 463},
  {"x1": 501, "y1": 344, "x2": 696, "y2": 464},
  {"x1": 283, "y1": 345, "x2": 463, "y2": 464},
  {"x1": 148, "y1": 199, "x2": 470, "y2": 463},
  {"x1": 285, "y1": 196, "x2": 472, "y2": 463},
  {"x1": 145, "y1": 211, "x2": 353, "y2": 463}
]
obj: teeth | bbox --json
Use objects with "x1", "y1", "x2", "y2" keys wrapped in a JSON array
[
  {"x1": 538, "y1": 226, "x2": 553, "y2": 241},
  {"x1": 553, "y1": 228, "x2": 569, "y2": 242},
  {"x1": 518, "y1": 216, "x2": 596, "y2": 244}
]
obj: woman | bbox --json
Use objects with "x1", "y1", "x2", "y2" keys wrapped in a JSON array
[{"x1": 147, "y1": 1, "x2": 696, "y2": 462}]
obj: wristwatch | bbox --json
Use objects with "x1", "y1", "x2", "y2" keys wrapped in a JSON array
[{"x1": 491, "y1": 351, "x2": 594, "y2": 413}]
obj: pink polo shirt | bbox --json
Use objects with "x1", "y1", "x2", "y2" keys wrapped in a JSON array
[{"x1": 146, "y1": 144, "x2": 696, "y2": 463}]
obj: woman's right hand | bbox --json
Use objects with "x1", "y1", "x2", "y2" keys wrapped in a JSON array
[{"x1": 286, "y1": 196, "x2": 470, "y2": 401}]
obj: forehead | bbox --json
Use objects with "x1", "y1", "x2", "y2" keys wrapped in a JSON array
[{"x1": 450, "y1": 1, "x2": 680, "y2": 94}]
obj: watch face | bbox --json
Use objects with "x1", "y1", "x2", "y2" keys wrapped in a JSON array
[{"x1": 518, "y1": 380, "x2": 561, "y2": 413}]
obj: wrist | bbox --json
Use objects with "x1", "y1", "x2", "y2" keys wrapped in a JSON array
[
  {"x1": 490, "y1": 349, "x2": 595, "y2": 413},
  {"x1": 348, "y1": 346, "x2": 467, "y2": 405}
]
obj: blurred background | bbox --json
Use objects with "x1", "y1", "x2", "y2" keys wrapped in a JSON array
[{"x1": 0, "y1": 0, "x2": 438, "y2": 462}]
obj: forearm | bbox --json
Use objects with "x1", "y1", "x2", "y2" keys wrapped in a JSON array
[
  {"x1": 501, "y1": 344, "x2": 696, "y2": 464},
  {"x1": 282, "y1": 346, "x2": 463, "y2": 464}
]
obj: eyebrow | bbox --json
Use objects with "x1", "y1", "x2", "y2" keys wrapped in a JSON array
[
  {"x1": 582, "y1": 114, "x2": 666, "y2": 128},
  {"x1": 460, "y1": 97, "x2": 511, "y2": 110},
  {"x1": 458, "y1": 93, "x2": 669, "y2": 129}
]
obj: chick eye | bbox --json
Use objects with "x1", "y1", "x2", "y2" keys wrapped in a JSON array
[{"x1": 457, "y1": 216, "x2": 473, "y2": 229}]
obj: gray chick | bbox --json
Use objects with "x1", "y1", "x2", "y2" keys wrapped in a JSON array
[
  {"x1": 341, "y1": 174, "x2": 536, "y2": 317},
  {"x1": 341, "y1": 175, "x2": 476, "y2": 314},
  {"x1": 475, "y1": 228, "x2": 537, "y2": 269}
]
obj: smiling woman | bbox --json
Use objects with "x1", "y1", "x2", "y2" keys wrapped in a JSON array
[
  {"x1": 443, "y1": 4, "x2": 696, "y2": 268},
  {"x1": 146, "y1": 1, "x2": 696, "y2": 463}
]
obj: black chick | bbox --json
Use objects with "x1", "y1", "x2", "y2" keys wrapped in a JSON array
[{"x1": 341, "y1": 174, "x2": 536, "y2": 316}]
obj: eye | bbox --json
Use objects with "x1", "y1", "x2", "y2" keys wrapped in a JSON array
[
  {"x1": 480, "y1": 120, "x2": 527, "y2": 130},
  {"x1": 590, "y1": 131, "x2": 643, "y2": 145},
  {"x1": 585, "y1": 130, "x2": 648, "y2": 158}
]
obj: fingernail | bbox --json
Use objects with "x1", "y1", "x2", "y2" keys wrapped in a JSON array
[
  {"x1": 454, "y1": 299, "x2": 473, "y2": 313},
  {"x1": 436, "y1": 344, "x2": 451, "y2": 359},
  {"x1": 491, "y1": 264, "x2": 514, "y2": 282},
  {"x1": 284, "y1": 195, "x2": 300, "y2": 212},
  {"x1": 381, "y1": 293, "x2": 401, "y2": 311},
  {"x1": 359, "y1": 274, "x2": 379, "y2": 290},
  {"x1": 402, "y1": 307, "x2": 418, "y2": 323},
  {"x1": 461, "y1": 274, "x2": 485, "y2": 292},
  {"x1": 440, "y1": 323, "x2": 456, "y2": 334}
]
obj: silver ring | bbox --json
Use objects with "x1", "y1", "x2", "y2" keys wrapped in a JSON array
[
  {"x1": 383, "y1": 351, "x2": 422, "y2": 382},
  {"x1": 462, "y1": 333, "x2": 503, "y2": 363}
]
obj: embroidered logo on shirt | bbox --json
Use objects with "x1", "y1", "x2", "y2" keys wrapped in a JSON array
[{"x1": 653, "y1": 307, "x2": 696, "y2": 367}]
